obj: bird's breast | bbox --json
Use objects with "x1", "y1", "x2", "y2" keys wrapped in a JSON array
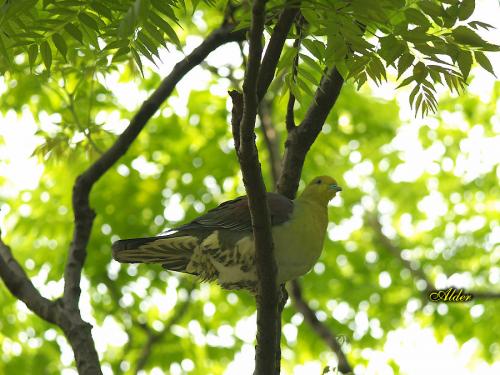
[{"x1": 272, "y1": 201, "x2": 328, "y2": 283}]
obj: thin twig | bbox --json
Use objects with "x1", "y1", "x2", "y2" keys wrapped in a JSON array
[
  {"x1": 134, "y1": 285, "x2": 195, "y2": 374},
  {"x1": 256, "y1": 0, "x2": 300, "y2": 100},
  {"x1": 368, "y1": 214, "x2": 500, "y2": 300},
  {"x1": 290, "y1": 281, "x2": 353, "y2": 374},
  {"x1": 277, "y1": 67, "x2": 344, "y2": 199}
]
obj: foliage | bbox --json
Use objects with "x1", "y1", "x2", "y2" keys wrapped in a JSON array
[{"x1": 0, "y1": 0, "x2": 499, "y2": 374}]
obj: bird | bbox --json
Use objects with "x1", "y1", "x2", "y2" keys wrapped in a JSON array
[{"x1": 112, "y1": 176, "x2": 342, "y2": 292}]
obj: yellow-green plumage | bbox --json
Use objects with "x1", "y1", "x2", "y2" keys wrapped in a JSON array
[{"x1": 112, "y1": 176, "x2": 341, "y2": 291}]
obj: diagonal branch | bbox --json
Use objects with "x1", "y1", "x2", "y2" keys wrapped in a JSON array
[
  {"x1": 63, "y1": 22, "x2": 247, "y2": 310},
  {"x1": 134, "y1": 286, "x2": 194, "y2": 374},
  {"x1": 0, "y1": 233, "x2": 57, "y2": 323},
  {"x1": 368, "y1": 214, "x2": 500, "y2": 300},
  {"x1": 289, "y1": 281, "x2": 352, "y2": 374},
  {"x1": 278, "y1": 68, "x2": 344, "y2": 199},
  {"x1": 2, "y1": 21, "x2": 246, "y2": 375},
  {"x1": 256, "y1": 0, "x2": 300, "y2": 100}
]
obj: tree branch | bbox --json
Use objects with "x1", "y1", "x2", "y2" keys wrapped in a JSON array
[
  {"x1": 368, "y1": 215, "x2": 500, "y2": 300},
  {"x1": 1, "y1": 22, "x2": 246, "y2": 375},
  {"x1": 289, "y1": 281, "x2": 352, "y2": 374},
  {"x1": 134, "y1": 286, "x2": 194, "y2": 374},
  {"x1": 232, "y1": 1, "x2": 281, "y2": 374},
  {"x1": 256, "y1": 0, "x2": 299, "y2": 100},
  {"x1": 257, "y1": 93, "x2": 353, "y2": 375},
  {"x1": 278, "y1": 68, "x2": 344, "y2": 199},
  {"x1": 0, "y1": 233, "x2": 57, "y2": 323},
  {"x1": 259, "y1": 99, "x2": 282, "y2": 186}
]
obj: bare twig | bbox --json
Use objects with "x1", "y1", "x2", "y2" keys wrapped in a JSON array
[
  {"x1": 258, "y1": 99, "x2": 282, "y2": 186},
  {"x1": 290, "y1": 281, "x2": 352, "y2": 374},
  {"x1": 134, "y1": 286, "x2": 195, "y2": 374},
  {"x1": 256, "y1": 0, "x2": 300, "y2": 100}
]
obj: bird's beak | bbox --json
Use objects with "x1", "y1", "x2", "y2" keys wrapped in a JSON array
[{"x1": 329, "y1": 184, "x2": 342, "y2": 192}]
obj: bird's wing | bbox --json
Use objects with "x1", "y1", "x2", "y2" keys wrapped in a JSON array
[
  {"x1": 173, "y1": 192, "x2": 294, "y2": 232},
  {"x1": 112, "y1": 193, "x2": 294, "y2": 275}
]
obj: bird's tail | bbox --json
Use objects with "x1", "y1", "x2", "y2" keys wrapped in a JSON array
[{"x1": 112, "y1": 234, "x2": 198, "y2": 272}]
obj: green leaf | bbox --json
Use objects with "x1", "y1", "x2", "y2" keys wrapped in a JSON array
[
  {"x1": 104, "y1": 39, "x2": 130, "y2": 50},
  {"x1": 474, "y1": 51, "x2": 495, "y2": 76},
  {"x1": 418, "y1": 1, "x2": 443, "y2": 19},
  {"x1": 400, "y1": 27, "x2": 431, "y2": 43},
  {"x1": 452, "y1": 26, "x2": 489, "y2": 48},
  {"x1": 149, "y1": 12, "x2": 181, "y2": 48},
  {"x1": 78, "y1": 12, "x2": 100, "y2": 32},
  {"x1": 457, "y1": 50, "x2": 472, "y2": 80},
  {"x1": 28, "y1": 44, "x2": 38, "y2": 69},
  {"x1": 443, "y1": 4, "x2": 459, "y2": 28},
  {"x1": 137, "y1": 31, "x2": 159, "y2": 58},
  {"x1": 151, "y1": 0, "x2": 178, "y2": 23},
  {"x1": 405, "y1": 8, "x2": 431, "y2": 28},
  {"x1": 409, "y1": 84, "x2": 419, "y2": 107},
  {"x1": 143, "y1": 22, "x2": 166, "y2": 47},
  {"x1": 396, "y1": 75, "x2": 415, "y2": 89},
  {"x1": 51, "y1": 33, "x2": 68, "y2": 61},
  {"x1": 131, "y1": 48, "x2": 144, "y2": 76},
  {"x1": 468, "y1": 20, "x2": 494, "y2": 31},
  {"x1": 91, "y1": 2, "x2": 113, "y2": 20},
  {"x1": 112, "y1": 47, "x2": 130, "y2": 62},
  {"x1": 302, "y1": 39, "x2": 324, "y2": 63},
  {"x1": 40, "y1": 41, "x2": 52, "y2": 71},
  {"x1": 458, "y1": 0, "x2": 475, "y2": 21},
  {"x1": 299, "y1": 53, "x2": 323, "y2": 74},
  {"x1": 379, "y1": 35, "x2": 404, "y2": 66},
  {"x1": 413, "y1": 61, "x2": 427, "y2": 81},
  {"x1": 397, "y1": 53, "x2": 414, "y2": 78},
  {"x1": 64, "y1": 23, "x2": 83, "y2": 43},
  {"x1": 0, "y1": 34, "x2": 12, "y2": 65}
]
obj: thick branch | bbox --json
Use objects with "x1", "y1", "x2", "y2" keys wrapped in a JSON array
[
  {"x1": 290, "y1": 281, "x2": 352, "y2": 374},
  {"x1": 0, "y1": 235, "x2": 57, "y2": 323},
  {"x1": 256, "y1": 1, "x2": 299, "y2": 100},
  {"x1": 368, "y1": 215, "x2": 500, "y2": 300},
  {"x1": 278, "y1": 68, "x2": 344, "y2": 199},
  {"x1": 63, "y1": 22, "x2": 246, "y2": 309},
  {"x1": 236, "y1": 1, "x2": 281, "y2": 374},
  {"x1": 257, "y1": 93, "x2": 352, "y2": 375}
]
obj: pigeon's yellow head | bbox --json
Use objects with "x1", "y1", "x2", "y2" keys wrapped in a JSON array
[{"x1": 300, "y1": 176, "x2": 342, "y2": 204}]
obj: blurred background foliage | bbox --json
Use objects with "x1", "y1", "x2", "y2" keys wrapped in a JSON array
[{"x1": 1, "y1": 0, "x2": 499, "y2": 374}]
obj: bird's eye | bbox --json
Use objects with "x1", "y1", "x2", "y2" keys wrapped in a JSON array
[{"x1": 316, "y1": 179, "x2": 322, "y2": 184}]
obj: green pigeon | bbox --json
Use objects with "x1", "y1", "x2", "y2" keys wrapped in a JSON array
[{"x1": 112, "y1": 176, "x2": 342, "y2": 291}]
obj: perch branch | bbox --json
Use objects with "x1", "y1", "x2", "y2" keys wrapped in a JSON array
[
  {"x1": 233, "y1": 1, "x2": 282, "y2": 373},
  {"x1": 257, "y1": 94, "x2": 353, "y2": 375}
]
